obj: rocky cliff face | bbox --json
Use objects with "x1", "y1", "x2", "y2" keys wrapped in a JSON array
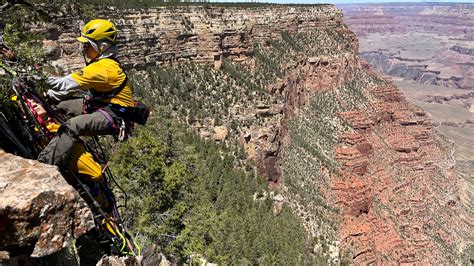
[
  {"x1": 43, "y1": 5, "x2": 339, "y2": 71},
  {"x1": 282, "y1": 66, "x2": 472, "y2": 264},
  {"x1": 340, "y1": 3, "x2": 474, "y2": 90},
  {"x1": 340, "y1": 3, "x2": 473, "y2": 37},
  {"x1": 24, "y1": 3, "x2": 473, "y2": 264},
  {"x1": 339, "y1": 6, "x2": 474, "y2": 263},
  {"x1": 41, "y1": 4, "x2": 357, "y2": 182},
  {"x1": 337, "y1": 73, "x2": 467, "y2": 263},
  {"x1": 0, "y1": 150, "x2": 94, "y2": 263}
]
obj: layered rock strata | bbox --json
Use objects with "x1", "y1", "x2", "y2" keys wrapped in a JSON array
[
  {"x1": 31, "y1": 4, "x2": 473, "y2": 263},
  {"x1": 340, "y1": 3, "x2": 474, "y2": 37},
  {"x1": 43, "y1": 5, "x2": 337, "y2": 71},
  {"x1": 334, "y1": 74, "x2": 470, "y2": 264},
  {"x1": 282, "y1": 67, "x2": 472, "y2": 264},
  {"x1": 340, "y1": 3, "x2": 474, "y2": 90},
  {"x1": 0, "y1": 150, "x2": 94, "y2": 259},
  {"x1": 41, "y1": 4, "x2": 352, "y2": 181}
]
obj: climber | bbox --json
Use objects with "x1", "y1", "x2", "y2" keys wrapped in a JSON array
[
  {"x1": 38, "y1": 18, "x2": 149, "y2": 168},
  {"x1": 28, "y1": 96, "x2": 103, "y2": 181},
  {"x1": 2, "y1": 19, "x2": 140, "y2": 255},
  {"x1": 26, "y1": 95, "x2": 113, "y2": 210}
]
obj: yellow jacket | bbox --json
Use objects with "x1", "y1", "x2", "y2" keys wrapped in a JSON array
[
  {"x1": 46, "y1": 58, "x2": 135, "y2": 108},
  {"x1": 71, "y1": 58, "x2": 135, "y2": 107}
]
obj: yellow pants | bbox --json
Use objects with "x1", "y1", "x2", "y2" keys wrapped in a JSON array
[
  {"x1": 68, "y1": 142, "x2": 103, "y2": 182},
  {"x1": 66, "y1": 141, "x2": 111, "y2": 210}
]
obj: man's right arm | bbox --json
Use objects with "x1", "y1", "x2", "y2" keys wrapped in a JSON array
[
  {"x1": 46, "y1": 63, "x2": 108, "y2": 101},
  {"x1": 46, "y1": 75, "x2": 81, "y2": 101}
]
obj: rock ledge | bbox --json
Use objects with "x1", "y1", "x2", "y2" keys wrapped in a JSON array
[{"x1": 0, "y1": 150, "x2": 94, "y2": 258}]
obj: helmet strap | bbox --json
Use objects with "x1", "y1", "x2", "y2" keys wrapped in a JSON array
[
  {"x1": 82, "y1": 39, "x2": 115, "y2": 65},
  {"x1": 98, "y1": 41, "x2": 111, "y2": 53}
]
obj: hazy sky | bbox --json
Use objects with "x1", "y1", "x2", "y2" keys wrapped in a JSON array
[
  {"x1": 322, "y1": 0, "x2": 471, "y2": 3},
  {"x1": 216, "y1": 0, "x2": 474, "y2": 3},
  {"x1": 334, "y1": 0, "x2": 472, "y2": 2}
]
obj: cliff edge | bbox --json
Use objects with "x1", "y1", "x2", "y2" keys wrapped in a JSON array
[{"x1": 0, "y1": 150, "x2": 94, "y2": 263}]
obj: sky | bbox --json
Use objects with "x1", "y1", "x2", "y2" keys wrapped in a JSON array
[
  {"x1": 216, "y1": 0, "x2": 474, "y2": 3},
  {"x1": 334, "y1": 0, "x2": 471, "y2": 2},
  {"x1": 333, "y1": 0, "x2": 473, "y2": 2}
]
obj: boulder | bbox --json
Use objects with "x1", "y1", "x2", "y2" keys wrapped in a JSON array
[
  {"x1": 0, "y1": 150, "x2": 94, "y2": 258},
  {"x1": 97, "y1": 244, "x2": 170, "y2": 266}
]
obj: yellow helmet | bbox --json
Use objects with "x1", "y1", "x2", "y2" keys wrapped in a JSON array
[{"x1": 77, "y1": 19, "x2": 117, "y2": 44}]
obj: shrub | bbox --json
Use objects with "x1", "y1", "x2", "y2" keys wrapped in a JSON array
[{"x1": 111, "y1": 110, "x2": 309, "y2": 263}]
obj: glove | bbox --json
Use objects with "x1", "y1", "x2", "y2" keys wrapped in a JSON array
[
  {"x1": 45, "y1": 76, "x2": 62, "y2": 89},
  {"x1": 45, "y1": 75, "x2": 81, "y2": 102}
]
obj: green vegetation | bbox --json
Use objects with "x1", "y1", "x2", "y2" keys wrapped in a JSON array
[
  {"x1": 120, "y1": 29, "x2": 370, "y2": 263},
  {"x1": 281, "y1": 69, "x2": 379, "y2": 252},
  {"x1": 128, "y1": 61, "x2": 276, "y2": 146},
  {"x1": 0, "y1": 5, "x2": 375, "y2": 263},
  {"x1": 125, "y1": 29, "x2": 355, "y2": 150},
  {"x1": 0, "y1": 4, "x2": 51, "y2": 119},
  {"x1": 0, "y1": 4, "x2": 48, "y2": 66},
  {"x1": 110, "y1": 109, "x2": 309, "y2": 264},
  {"x1": 2, "y1": 23, "x2": 45, "y2": 66}
]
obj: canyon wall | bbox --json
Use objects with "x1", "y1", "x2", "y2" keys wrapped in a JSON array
[
  {"x1": 340, "y1": 6, "x2": 474, "y2": 263},
  {"x1": 44, "y1": 5, "x2": 339, "y2": 71},
  {"x1": 41, "y1": 4, "x2": 358, "y2": 183},
  {"x1": 340, "y1": 3, "x2": 474, "y2": 90},
  {"x1": 7, "y1": 3, "x2": 471, "y2": 263},
  {"x1": 340, "y1": 3, "x2": 474, "y2": 37}
]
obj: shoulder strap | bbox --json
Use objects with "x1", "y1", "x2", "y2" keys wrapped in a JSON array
[
  {"x1": 95, "y1": 76, "x2": 128, "y2": 99},
  {"x1": 91, "y1": 58, "x2": 128, "y2": 99}
]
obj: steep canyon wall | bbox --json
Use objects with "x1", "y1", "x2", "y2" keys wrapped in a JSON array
[
  {"x1": 340, "y1": 3, "x2": 474, "y2": 90},
  {"x1": 42, "y1": 4, "x2": 358, "y2": 182},
  {"x1": 17, "y1": 3, "x2": 473, "y2": 263}
]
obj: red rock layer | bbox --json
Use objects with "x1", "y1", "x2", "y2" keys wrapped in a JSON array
[{"x1": 332, "y1": 77, "x2": 469, "y2": 264}]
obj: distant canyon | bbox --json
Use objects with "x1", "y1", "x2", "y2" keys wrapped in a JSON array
[{"x1": 341, "y1": 3, "x2": 474, "y2": 262}]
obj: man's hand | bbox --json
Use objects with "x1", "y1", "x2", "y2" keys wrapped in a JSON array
[
  {"x1": 46, "y1": 89, "x2": 62, "y2": 102},
  {"x1": 45, "y1": 76, "x2": 60, "y2": 87}
]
